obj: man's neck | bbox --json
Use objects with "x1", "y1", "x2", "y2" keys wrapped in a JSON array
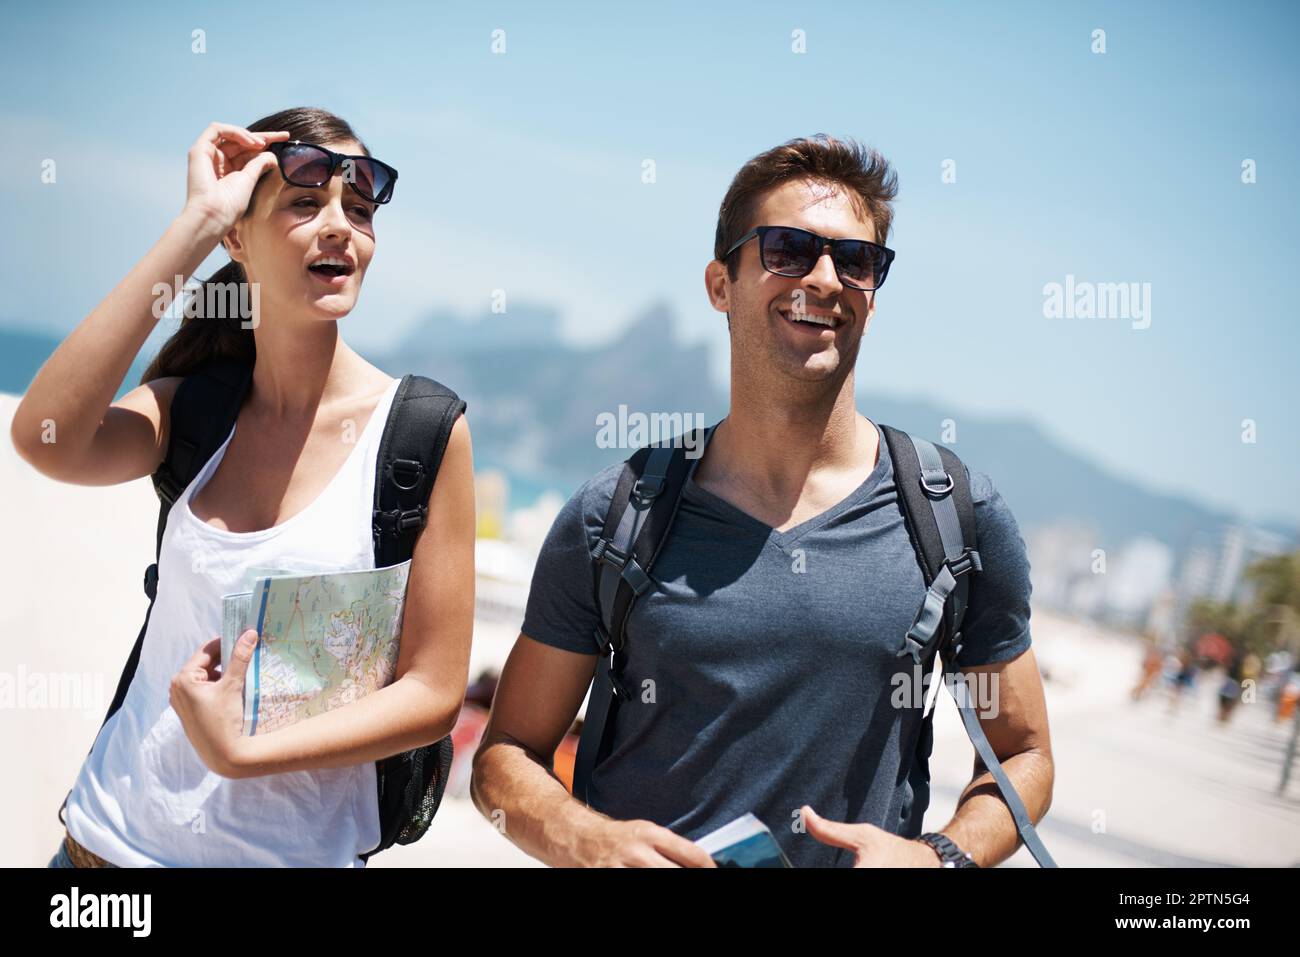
[{"x1": 706, "y1": 371, "x2": 878, "y2": 503}]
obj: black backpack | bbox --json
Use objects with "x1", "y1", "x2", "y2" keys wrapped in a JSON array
[
  {"x1": 572, "y1": 422, "x2": 1057, "y2": 867},
  {"x1": 58, "y1": 358, "x2": 466, "y2": 863}
]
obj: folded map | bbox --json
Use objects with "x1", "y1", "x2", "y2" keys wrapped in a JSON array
[{"x1": 220, "y1": 560, "x2": 413, "y2": 735}]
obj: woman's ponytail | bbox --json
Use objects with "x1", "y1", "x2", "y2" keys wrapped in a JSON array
[{"x1": 139, "y1": 259, "x2": 256, "y2": 382}]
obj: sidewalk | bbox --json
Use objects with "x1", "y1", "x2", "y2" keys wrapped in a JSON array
[
  {"x1": 383, "y1": 614, "x2": 1300, "y2": 868},
  {"x1": 924, "y1": 617, "x2": 1300, "y2": 867}
]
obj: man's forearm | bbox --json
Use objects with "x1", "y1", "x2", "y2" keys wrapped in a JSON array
[
  {"x1": 935, "y1": 747, "x2": 1054, "y2": 867},
  {"x1": 471, "y1": 739, "x2": 611, "y2": 867}
]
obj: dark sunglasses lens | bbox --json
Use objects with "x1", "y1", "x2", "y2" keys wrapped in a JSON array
[
  {"x1": 761, "y1": 227, "x2": 820, "y2": 276},
  {"x1": 345, "y1": 158, "x2": 394, "y2": 203},
  {"x1": 279, "y1": 144, "x2": 333, "y2": 186},
  {"x1": 834, "y1": 242, "x2": 884, "y2": 289}
]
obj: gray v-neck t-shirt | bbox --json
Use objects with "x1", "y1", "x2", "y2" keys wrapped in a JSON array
[{"x1": 520, "y1": 421, "x2": 1033, "y2": 867}]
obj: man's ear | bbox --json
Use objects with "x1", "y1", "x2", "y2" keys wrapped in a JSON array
[{"x1": 704, "y1": 259, "x2": 730, "y2": 315}]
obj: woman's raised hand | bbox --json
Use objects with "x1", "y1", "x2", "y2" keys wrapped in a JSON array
[{"x1": 183, "y1": 123, "x2": 291, "y2": 234}]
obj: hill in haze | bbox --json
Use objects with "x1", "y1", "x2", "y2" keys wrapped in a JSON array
[{"x1": 3, "y1": 313, "x2": 1294, "y2": 566}]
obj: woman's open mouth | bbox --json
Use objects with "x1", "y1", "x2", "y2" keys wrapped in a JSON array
[{"x1": 307, "y1": 255, "x2": 355, "y2": 287}]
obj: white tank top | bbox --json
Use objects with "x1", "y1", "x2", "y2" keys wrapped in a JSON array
[{"x1": 65, "y1": 376, "x2": 402, "y2": 867}]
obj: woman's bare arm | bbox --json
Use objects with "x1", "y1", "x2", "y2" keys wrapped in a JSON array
[{"x1": 9, "y1": 123, "x2": 285, "y2": 486}]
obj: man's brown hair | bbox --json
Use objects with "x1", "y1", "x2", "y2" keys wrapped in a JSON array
[{"x1": 713, "y1": 134, "x2": 899, "y2": 280}]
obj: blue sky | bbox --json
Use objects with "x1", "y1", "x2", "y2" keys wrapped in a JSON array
[{"x1": 2, "y1": 0, "x2": 1297, "y2": 525}]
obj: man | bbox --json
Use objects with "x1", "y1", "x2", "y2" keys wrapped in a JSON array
[{"x1": 471, "y1": 135, "x2": 1053, "y2": 867}]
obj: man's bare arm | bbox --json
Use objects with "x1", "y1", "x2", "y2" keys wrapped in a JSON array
[
  {"x1": 932, "y1": 647, "x2": 1055, "y2": 867},
  {"x1": 470, "y1": 634, "x2": 715, "y2": 867}
]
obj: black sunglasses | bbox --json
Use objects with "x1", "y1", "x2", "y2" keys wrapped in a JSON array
[
  {"x1": 265, "y1": 140, "x2": 398, "y2": 205},
  {"x1": 724, "y1": 225, "x2": 895, "y2": 291}
]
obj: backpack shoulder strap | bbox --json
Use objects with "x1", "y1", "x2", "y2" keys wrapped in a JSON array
[
  {"x1": 880, "y1": 424, "x2": 1057, "y2": 868},
  {"x1": 371, "y1": 375, "x2": 466, "y2": 567},
  {"x1": 880, "y1": 425, "x2": 981, "y2": 666},
  {"x1": 364, "y1": 375, "x2": 465, "y2": 862},
  {"x1": 152, "y1": 359, "x2": 256, "y2": 514},
  {"x1": 117, "y1": 357, "x2": 254, "y2": 708},
  {"x1": 571, "y1": 423, "x2": 715, "y2": 804},
  {"x1": 61, "y1": 358, "x2": 253, "y2": 828}
]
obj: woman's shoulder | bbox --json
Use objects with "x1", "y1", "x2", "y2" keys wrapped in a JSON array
[
  {"x1": 373, "y1": 371, "x2": 469, "y2": 442},
  {"x1": 397, "y1": 370, "x2": 463, "y2": 396}
]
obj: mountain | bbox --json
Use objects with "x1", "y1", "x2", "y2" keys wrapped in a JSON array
[
  {"x1": 372, "y1": 303, "x2": 1298, "y2": 560},
  {"x1": 375, "y1": 301, "x2": 729, "y2": 497},
  {"x1": 849, "y1": 395, "x2": 1294, "y2": 557},
  {"x1": 3, "y1": 313, "x2": 1295, "y2": 561},
  {"x1": 0, "y1": 325, "x2": 151, "y2": 401}
]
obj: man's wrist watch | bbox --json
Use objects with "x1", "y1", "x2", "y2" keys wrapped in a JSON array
[{"x1": 916, "y1": 832, "x2": 979, "y2": 868}]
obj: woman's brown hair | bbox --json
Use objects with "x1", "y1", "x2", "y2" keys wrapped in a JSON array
[{"x1": 140, "y1": 107, "x2": 371, "y2": 383}]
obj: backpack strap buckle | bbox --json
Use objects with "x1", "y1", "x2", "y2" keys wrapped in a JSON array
[
  {"x1": 919, "y1": 467, "x2": 955, "y2": 497},
  {"x1": 897, "y1": 563, "x2": 961, "y2": 665},
  {"x1": 397, "y1": 506, "x2": 427, "y2": 531},
  {"x1": 592, "y1": 538, "x2": 653, "y2": 597},
  {"x1": 154, "y1": 471, "x2": 185, "y2": 505},
  {"x1": 948, "y1": 547, "x2": 983, "y2": 578},
  {"x1": 631, "y1": 473, "x2": 665, "y2": 505},
  {"x1": 372, "y1": 505, "x2": 428, "y2": 546},
  {"x1": 592, "y1": 537, "x2": 627, "y2": 570},
  {"x1": 389, "y1": 458, "x2": 425, "y2": 491}
]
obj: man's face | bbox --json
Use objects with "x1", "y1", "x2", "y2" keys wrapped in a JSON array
[{"x1": 708, "y1": 178, "x2": 877, "y2": 384}]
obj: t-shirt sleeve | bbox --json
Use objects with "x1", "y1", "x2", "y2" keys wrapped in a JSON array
[
  {"x1": 519, "y1": 465, "x2": 622, "y2": 655},
  {"x1": 952, "y1": 468, "x2": 1033, "y2": 668}
]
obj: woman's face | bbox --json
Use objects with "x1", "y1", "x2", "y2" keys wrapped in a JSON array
[{"x1": 224, "y1": 137, "x2": 378, "y2": 322}]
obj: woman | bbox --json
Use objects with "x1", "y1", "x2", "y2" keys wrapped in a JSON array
[{"x1": 11, "y1": 108, "x2": 475, "y2": 866}]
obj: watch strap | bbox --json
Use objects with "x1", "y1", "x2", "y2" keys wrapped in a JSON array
[{"x1": 917, "y1": 831, "x2": 979, "y2": 868}]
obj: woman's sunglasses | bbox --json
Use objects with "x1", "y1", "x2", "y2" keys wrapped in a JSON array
[
  {"x1": 724, "y1": 225, "x2": 895, "y2": 291},
  {"x1": 265, "y1": 140, "x2": 398, "y2": 205}
]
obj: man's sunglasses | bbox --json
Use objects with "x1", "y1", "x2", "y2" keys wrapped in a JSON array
[
  {"x1": 265, "y1": 140, "x2": 398, "y2": 205},
  {"x1": 724, "y1": 225, "x2": 895, "y2": 291}
]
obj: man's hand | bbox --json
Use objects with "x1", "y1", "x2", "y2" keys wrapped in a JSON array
[
  {"x1": 802, "y1": 805, "x2": 941, "y2": 867},
  {"x1": 574, "y1": 818, "x2": 719, "y2": 868}
]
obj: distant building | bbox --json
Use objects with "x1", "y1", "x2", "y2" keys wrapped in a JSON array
[
  {"x1": 1025, "y1": 525, "x2": 1173, "y2": 630},
  {"x1": 1103, "y1": 538, "x2": 1174, "y2": 628},
  {"x1": 1024, "y1": 522, "x2": 1099, "y2": 612},
  {"x1": 1210, "y1": 524, "x2": 1287, "y2": 606}
]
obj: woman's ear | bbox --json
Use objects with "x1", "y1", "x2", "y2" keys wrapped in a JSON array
[{"x1": 223, "y1": 226, "x2": 245, "y2": 265}]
